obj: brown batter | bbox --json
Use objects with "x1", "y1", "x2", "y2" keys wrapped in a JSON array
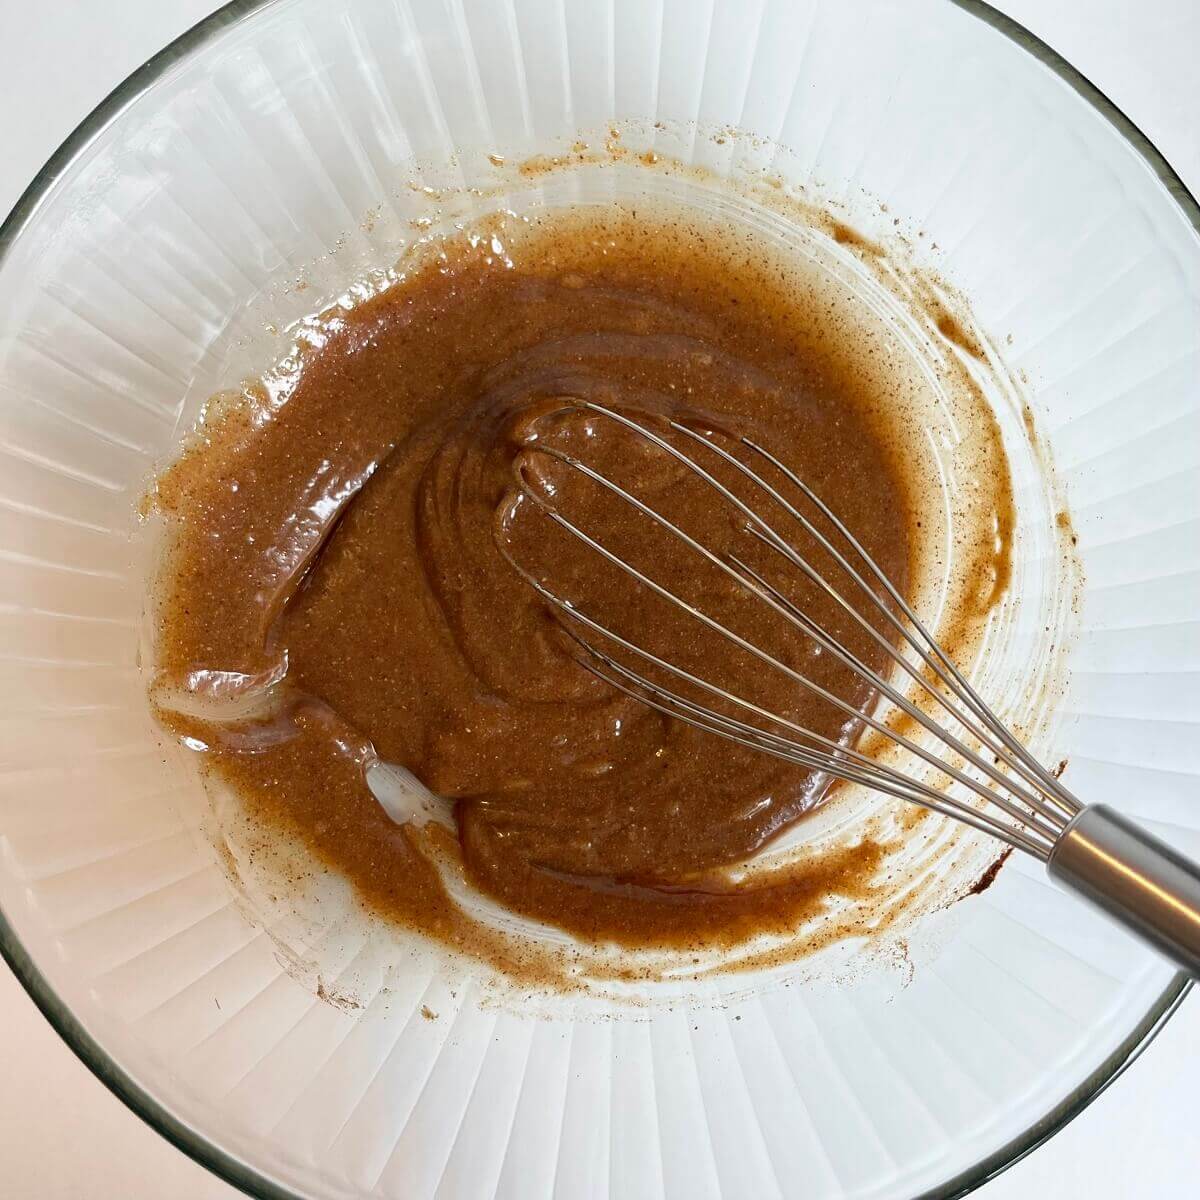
[{"x1": 149, "y1": 205, "x2": 918, "y2": 963}]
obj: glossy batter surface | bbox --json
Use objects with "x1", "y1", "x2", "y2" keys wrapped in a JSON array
[{"x1": 150, "y1": 206, "x2": 915, "y2": 960}]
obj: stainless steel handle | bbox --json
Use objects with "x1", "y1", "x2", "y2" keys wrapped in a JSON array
[{"x1": 1047, "y1": 804, "x2": 1200, "y2": 979}]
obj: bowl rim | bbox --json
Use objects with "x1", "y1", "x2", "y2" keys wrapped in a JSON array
[{"x1": 0, "y1": 2, "x2": 1194, "y2": 1198}]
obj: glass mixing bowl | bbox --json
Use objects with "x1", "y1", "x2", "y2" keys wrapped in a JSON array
[{"x1": 1, "y1": 1, "x2": 1196, "y2": 1197}]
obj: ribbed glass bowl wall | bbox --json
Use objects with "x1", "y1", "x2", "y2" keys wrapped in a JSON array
[{"x1": 0, "y1": 2, "x2": 1196, "y2": 1197}]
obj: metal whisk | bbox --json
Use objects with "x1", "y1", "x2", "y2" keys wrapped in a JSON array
[{"x1": 507, "y1": 399, "x2": 1200, "y2": 977}]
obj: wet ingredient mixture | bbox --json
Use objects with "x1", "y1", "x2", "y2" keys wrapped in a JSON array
[{"x1": 149, "y1": 204, "x2": 919, "y2": 971}]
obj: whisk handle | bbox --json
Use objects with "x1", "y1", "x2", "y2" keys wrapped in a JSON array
[{"x1": 1047, "y1": 804, "x2": 1200, "y2": 979}]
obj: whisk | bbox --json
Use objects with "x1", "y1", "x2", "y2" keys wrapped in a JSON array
[{"x1": 507, "y1": 399, "x2": 1200, "y2": 978}]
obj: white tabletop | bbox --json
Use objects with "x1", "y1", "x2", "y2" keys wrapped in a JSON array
[{"x1": 1, "y1": 2, "x2": 1197, "y2": 1196}]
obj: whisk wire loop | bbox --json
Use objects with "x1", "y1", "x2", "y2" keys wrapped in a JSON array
[{"x1": 506, "y1": 400, "x2": 1082, "y2": 859}]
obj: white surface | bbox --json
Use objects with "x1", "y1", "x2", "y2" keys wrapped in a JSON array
[{"x1": 0, "y1": 1, "x2": 1196, "y2": 1197}]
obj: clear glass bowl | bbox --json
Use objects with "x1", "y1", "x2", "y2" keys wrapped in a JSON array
[{"x1": 1, "y1": 1, "x2": 1196, "y2": 1197}]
